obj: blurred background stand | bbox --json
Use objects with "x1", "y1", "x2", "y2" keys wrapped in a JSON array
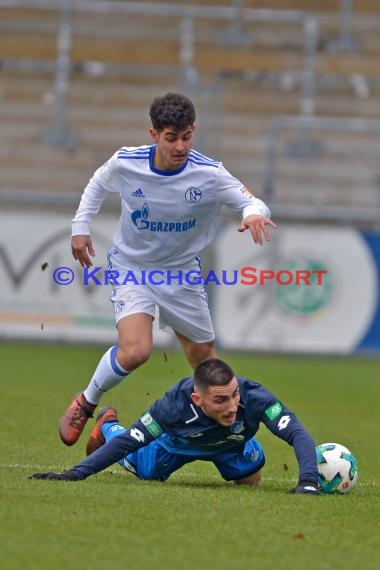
[
  {"x1": 328, "y1": 0, "x2": 359, "y2": 53},
  {"x1": 41, "y1": 5, "x2": 77, "y2": 151}
]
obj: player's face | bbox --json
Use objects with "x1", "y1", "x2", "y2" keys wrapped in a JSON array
[
  {"x1": 193, "y1": 378, "x2": 240, "y2": 426},
  {"x1": 150, "y1": 124, "x2": 195, "y2": 171}
]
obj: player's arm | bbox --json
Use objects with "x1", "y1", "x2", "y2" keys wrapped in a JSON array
[
  {"x1": 29, "y1": 415, "x2": 162, "y2": 481},
  {"x1": 215, "y1": 166, "x2": 277, "y2": 245},
  {"x1": 71, "y1": 152, "x2": 121, "y2": 267},
  {"x1": 260, "y1": 400, "x2": 320, "y2": 494}
]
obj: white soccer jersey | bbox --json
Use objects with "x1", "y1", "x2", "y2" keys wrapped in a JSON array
[{"x1": 72, "y1": 145, "x2": 271, "y2": 268}]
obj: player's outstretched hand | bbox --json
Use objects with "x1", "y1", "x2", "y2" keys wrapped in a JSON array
[
  {"x1": 28, "y1": 470, "x2": 80, "y2": 481},
  {"x1": 238, "y1": 214, "x2": 278, "y2": 246},
  {"x1": 289, "y1": 481, "x2": 320, "y2": 495}
]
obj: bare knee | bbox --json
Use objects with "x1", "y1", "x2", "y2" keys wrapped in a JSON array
[
  {"x1": 117, "y1": 343, "x2": 152, "y2": 371},
  {"x1": 116, "y1": 314, "x2": 153, "y2": 370},
  {"x1": 233, "y1": 469, "x2": 263, "y2": 487}
]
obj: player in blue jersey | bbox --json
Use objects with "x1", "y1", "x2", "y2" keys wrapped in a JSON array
[
  {"x1": 36, "y1": 359, "x2": 319, "y2": 494},
  {"x1": 60, "y1": 93, "x2": 277, "y2": 448}
]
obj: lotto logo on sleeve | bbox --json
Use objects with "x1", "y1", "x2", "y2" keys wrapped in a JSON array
[
  {"x1": 265, "y1": 402, "x2": 283, "y2": 420},
  {"x1": 140, "y1": 412, "x2": 163, "y2": 437}
]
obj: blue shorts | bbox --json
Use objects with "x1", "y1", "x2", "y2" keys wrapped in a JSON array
[{"x1": 120, "y1": 436, "x2": 265, "y2": 482}]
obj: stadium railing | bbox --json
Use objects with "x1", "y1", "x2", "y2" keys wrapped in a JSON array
[
  {"x1": 1, "y1": 1, "x2": 380, "y2": 224},
  {"x1": 0, "y1": 0, "x2": 318, "y2": 149}
]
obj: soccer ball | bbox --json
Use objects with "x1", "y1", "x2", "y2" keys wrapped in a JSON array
[{"x1": 316, "y1": 442, "x2": 358, "y2": 494}]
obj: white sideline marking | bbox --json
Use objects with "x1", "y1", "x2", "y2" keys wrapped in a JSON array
[
  {"x1": 5, "y1": 464, "x2": 370, "y2": 487},
  {"x1": 3, "y1": 463, "x2": 296, "y2": 482},
  {"x1": 3, "y1": 463, "x2": 67, "y2": 470}
]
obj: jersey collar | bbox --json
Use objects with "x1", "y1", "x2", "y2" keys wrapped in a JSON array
[{"x1": 149, "y1": 145, "x2": 189, "y2": 176}]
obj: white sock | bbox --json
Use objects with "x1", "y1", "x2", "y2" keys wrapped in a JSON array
[{"x1": 83, "y1": 345, "x2": 129, "y2": 405}]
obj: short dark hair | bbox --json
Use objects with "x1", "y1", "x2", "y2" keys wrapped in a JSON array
[
  {"x1": 194, "y1": 359, "x2": 235, "y2": 391},
  {"x1": 149, "y1": 92, "x2": 195, "y2": 132}
]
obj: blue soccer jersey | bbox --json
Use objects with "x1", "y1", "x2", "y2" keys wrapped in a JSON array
[{"x1": 69, "y1": 376, "x2": 318, "y2": 484}]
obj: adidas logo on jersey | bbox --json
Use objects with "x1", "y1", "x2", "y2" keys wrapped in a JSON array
[{"x1": 132, "y1": 188, "x2": 145, "y2": 197}]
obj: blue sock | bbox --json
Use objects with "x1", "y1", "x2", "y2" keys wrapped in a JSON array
[
  {"x1": 101, "y1": 422, "x2": 125, "y2": 442},
  {"x1": 101, "y1": 422, "x2": 126, "y2": 467}
]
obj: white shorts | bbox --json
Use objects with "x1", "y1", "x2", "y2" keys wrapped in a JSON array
[{"x1": 108, "y1": 260, "x2": 215, "y2": 344}]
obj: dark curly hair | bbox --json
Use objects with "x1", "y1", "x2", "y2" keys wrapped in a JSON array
[
  {"x1": 194, "y1": 359, "x2": 235, "y2": 392},
  {"x1": 149, "y1": 92, "x2": 196, "y2": 132}
]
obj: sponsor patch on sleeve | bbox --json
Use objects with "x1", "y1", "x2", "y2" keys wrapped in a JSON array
[
  {"x1": 140, "y1": 412, "x2": 163, "y2": 437},
  {"x1": 240, "y1": 186, "x2": 255, "y2": 199},
  {"x1": 264, "y1": 402, "x2": 283, "y2": 421}
]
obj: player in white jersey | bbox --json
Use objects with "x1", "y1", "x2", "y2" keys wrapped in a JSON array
[{"x1": 60, "y1": 92, "x2": 277, "y2": 446}]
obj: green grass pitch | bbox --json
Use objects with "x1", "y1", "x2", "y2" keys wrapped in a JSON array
[{"x1": 0, "y1": 342, "x2": 379, "y2": 570}]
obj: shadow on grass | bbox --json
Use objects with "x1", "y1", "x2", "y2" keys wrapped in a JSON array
[{"x1": 91, "y1": 470, "x2": 289, "y2": 492}]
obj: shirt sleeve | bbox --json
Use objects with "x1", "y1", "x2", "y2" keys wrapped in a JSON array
[
  {"x1": 67, "y1": 414, "x2": 162, "y2": 480},
  {"x1": 71, "y1": 150, "x2": 121, "y2": 236},
  {"x1": 215, "y1": 164, "x2": 271, "y2": 219},
  {"x1": 260, "y1": 398, "x2": 319, "y2": 484},
  {"x1": 244, "y1": 384, "x2": 318, "y2": 485}
]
